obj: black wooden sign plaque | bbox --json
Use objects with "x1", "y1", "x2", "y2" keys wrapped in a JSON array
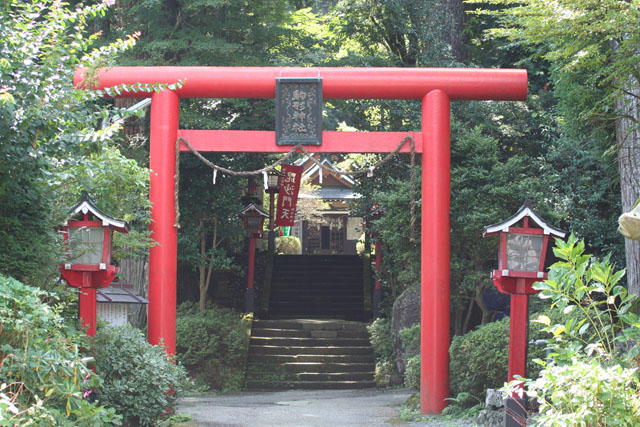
[{"x1": 275, "y1": 77, "x2": 323, "y2": 145}]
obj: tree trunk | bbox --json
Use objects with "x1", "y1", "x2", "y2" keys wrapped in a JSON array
[
  {"x1": 616, "y1": 87, "x2": 640, "y2": 296},
  {"x1": 438, "y1": 0, "x2": 466, "y2": 62}
]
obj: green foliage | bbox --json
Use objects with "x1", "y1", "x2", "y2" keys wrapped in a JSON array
[
  {"x1": 447, "y1": 305, "x2": 574, "y2": 407},
  {"x1": 335, "y1": 0, "x2": 455, "y2": 66},
  {"x1": 0, "y1": 0, "x2": 147, "y2": 287},
  {"x1": 0, "y1": 275, "x2": 120, "y2": 426},
  {"x1": 449, "y1": 316, "x2": 511, "y2": 400},
  {"x1": 533, "y1": 235, "x2": 635, "y2": 358},
  {"x1": 399, "y1": 324, "x2": 420, "y2": 389},
  {"x1": 510, "y1": 235, "x2": 640, "y2": 425},
  {"x1": 469, "y1": 0, "x2": 640, "y2": 116},
  {"x1": 275, "y1": 235, "x2": 301, "y2": 254},
  {"x1": 527, "y1": 360, "x2": 640, "y2": 426},
  {"x1": 175, "y1": 303, "x2": 251, "y2": 391},
  {"x1": 49, "y1": 146, "x2": 154, "y2": 260},
  {"x1": 367, "y1": 318, "x2": 395, "y2": 382},
  {"x1": 91, "y1": 325, "x2": 189, "y2": 427}
]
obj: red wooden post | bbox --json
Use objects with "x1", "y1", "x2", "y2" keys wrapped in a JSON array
[
  {"x1": 247, "y1": 236, "x2": 256, "y2": 290},
  {"x1": 79, "y1": 287, "x2": 97, "y2": 336},
  {"x1": 148, "y1": 90, "x2": 180, "y2": 355},
  {"x1": 421, "y1": 89, "x2": 451, "y2": 414},
  {"x1": 509, "y1": 290, "x2": 529, "y2": 382}
]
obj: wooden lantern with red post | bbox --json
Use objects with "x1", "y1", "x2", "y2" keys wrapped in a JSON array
[
  {"x1": 60, "y1": 191, "x2": 129, "y2": 336},
  {"x1": 483, "y1": 202, "x2": 564, "y2": 425},
  {"x1": 240, "y1": 202, "x2": 268, "y2": 312}
]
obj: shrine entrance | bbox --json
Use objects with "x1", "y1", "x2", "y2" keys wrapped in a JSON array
[{"x1": 75, "y1": 66, "x2": 527, "y2": 414}]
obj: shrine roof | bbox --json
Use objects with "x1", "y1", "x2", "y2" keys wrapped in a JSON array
[{"x1": 299, "y1": 186, "x2": 357, "y2": 200}]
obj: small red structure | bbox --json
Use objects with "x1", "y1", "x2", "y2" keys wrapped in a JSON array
[
  {"x1": 240, "y1": 203, "x2": 268, "y2": 312},
  {"x1": 483, "y1": 202, "x2": 565, "y2": 383},
  {"x1": 60, "y1": 191, "x2": 129, "y2": 336}
]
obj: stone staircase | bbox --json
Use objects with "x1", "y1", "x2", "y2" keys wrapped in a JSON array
[
  {"x1": 269, "y1": 255, "x2": 365, "y2": 320},
  {"x1": 245, "y1": 319, "x2": 376, "y2": 390}
]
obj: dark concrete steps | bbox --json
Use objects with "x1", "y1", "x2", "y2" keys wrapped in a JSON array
[
  {"x1": 246, "y1": 380, "x2": 376, "y2": 390},
  {"x1": 269, "y1": 255, "x2": 364, "y2": 319},
  {"x1": 246, "y1": 319, "x2": 375, "y2": 391}
]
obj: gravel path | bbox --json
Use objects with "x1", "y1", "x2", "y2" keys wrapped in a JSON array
[{"x1": 178, "y1": 388, "x2": 475, "y2": 427}]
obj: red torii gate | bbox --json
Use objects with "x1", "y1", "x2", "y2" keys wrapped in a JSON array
[{"x1": 74, "y1": 66, "x2": 527, "y2": 414}]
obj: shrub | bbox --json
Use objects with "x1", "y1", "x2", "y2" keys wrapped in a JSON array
[
  {"x1": 515, "y1": 235, "x2": 640, "y2": 425},
  {"x1": 367, "y1": 318, "x2": 396, "y2": 382},
  {"x1": 175, "y1": 303, "x2": 251, "y2": 391},
  {"x1": 448, "y1": 306, "x2": 574, "y2": 405},
  {"x1": 275, "y1": 236, "x2": 301, "y2": 254},
  {"x1": 91, "y1": 325, "x2": 188, "y2": 427},
  {"x1": 0, "y1": 275, "x2": 120, "y2": 426},
  {"x1": 399, "y1": 324, "x2": 420, "y2": 389},
  {"x1": 404, "y1": 355, "x2": 421, "y2": 390}
]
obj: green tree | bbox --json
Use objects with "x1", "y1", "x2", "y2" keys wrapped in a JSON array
[
  {"x1": 0, "y1": 0, "x2": 146, "y2": 287},
  {"x1": 468, "y1": 0, "x2": 640, "y2": 294}
]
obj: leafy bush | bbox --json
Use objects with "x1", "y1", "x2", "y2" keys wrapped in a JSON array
[
  {"x1": 403, "y1": 355, "x2": 421, "y2": 390},
  {"x1": 91, "y1": 325, "x2": 189, "y2": 427},
  {"x1": 447, "y1": 304, "x2": 577, "y2": 405},
  {"x1": 399, "y1": 324, "x2": 420, "y2": 389},
  {"x1": 367, "y1": 318, "x2": 396, "y2": 382},
  {"x1": 175, "y1": 303, "x2": 251, "y2": 391},
  {"x1": 0, "y1": 275, "x2": 120, "y2": 426},
  {"x1": 513, "y1": 236, "x2": 640, "y2": 425},
  {"x1": 275, "y1": 236, "x2": 301, "y2": 254}
]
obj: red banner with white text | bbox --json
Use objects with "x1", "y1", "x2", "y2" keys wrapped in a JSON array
[{"x1": 275, "y1": 164, "x2": 303, "y2": 227}]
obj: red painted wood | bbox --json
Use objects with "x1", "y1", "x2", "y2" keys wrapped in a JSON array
[
  {"x1": 247, "y1": 236, "x2": 256, "y2": 289},
  {"x1": 67, "y1": 220, "x2": 103, "y2": 227},
  {"x1": 101, "y1": 228, "x2": 110, "y2": 264},
  {"x1": 508, "y1": 291, "x2": 530, "y2": 383},
  {"x1": 177, "y1": 130, "x2": 423, "y2": 153},
  {"x1": 421, "y1": 90, "x2": 451, "y2": 414},
  {"x1": 500, "y1": 232, "x2": 507, "y2": 271},
  {"x1": 508, "y1": 227, "x2": 544, "y2": 235},
  {"x1": 148, "y1": 90, "x2": 180, "y2": 356},
  {"x1": 79, "y1": 287, "x2": 97, "y2": 337},
  {"x1": 75, "y1": 67, "x2": 528, "y2": 101},
  {"x1": 539, "y1": 235, "x2": 550, "y2": 272}
]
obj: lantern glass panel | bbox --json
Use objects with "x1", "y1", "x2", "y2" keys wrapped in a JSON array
[
  {"x1": 246, "y1": 215, "x2": 263, "y2": 232},
  {"x1": 69, "y1": 227, "x2": 106, "y2": 265},
  {"x1": 267, "y1": 173, "x2": 280, "y2": 190},
  {"x1": 506, "y1": 233, "x2": 543, "y2": 272}
]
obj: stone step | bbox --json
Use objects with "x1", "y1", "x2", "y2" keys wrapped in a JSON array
[
  {"x1": 247, "y1": 353, "x2": 375, "y2": 364},
  {"x1": 252, "y1": 319, "x2": 369, "y2": 331},
  {"x1": 270, "y1": 302, "x2": 363, "y2": 310},
  {"x1": 270, "y1": 289, "x2": 363, "y2": 296},
  {"x1": 246, "y1": 380, "x2": 376, "y2": 391},
  {"x1": 250, "y1": 336, "x2": 370, "y2": 347},
  {"x1": 247, "y1": 371, "x2": 375, "y2": 382},
  {"x1": 247, "y1": 362, "x2": 374, "y2": 374},
  {"x1": 251, "y1": 328, "x2": 368, "y2": 339},
  {"x1": 249, "y1": 345, "x2": 374, "y2": 356},
  {"x1": 270, "y1": 314, "x2": 365, "y2": 321}
]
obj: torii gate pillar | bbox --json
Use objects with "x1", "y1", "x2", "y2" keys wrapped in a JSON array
[
  {"x1": 75, "y1": 66, "x2": 527, "y2": 415},
  {"x1": 421, "y1": 90, "x2": 450, "y2": 413}
]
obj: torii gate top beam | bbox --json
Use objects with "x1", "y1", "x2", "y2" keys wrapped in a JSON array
[{"x1": 74, "y1": 66, "x2": 527, "y2": 101}]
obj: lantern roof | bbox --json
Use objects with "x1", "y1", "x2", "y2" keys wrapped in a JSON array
[
  {"x1": 239, "y1": 202, "x2": 269, "y2": 218},
  {"x1": 65, "y1": 191, "x2": 129, "y2": 233},
  {"x1": 97, "y1": 282, "x2": 148, "y2": 304},
  {"x1": 483, "y1": 201, "x2": 566, "y2": 238}
]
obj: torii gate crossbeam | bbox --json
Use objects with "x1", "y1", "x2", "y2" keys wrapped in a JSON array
[{"x1": 75, "y1": 66, "x2": 527, "y2": 414}]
